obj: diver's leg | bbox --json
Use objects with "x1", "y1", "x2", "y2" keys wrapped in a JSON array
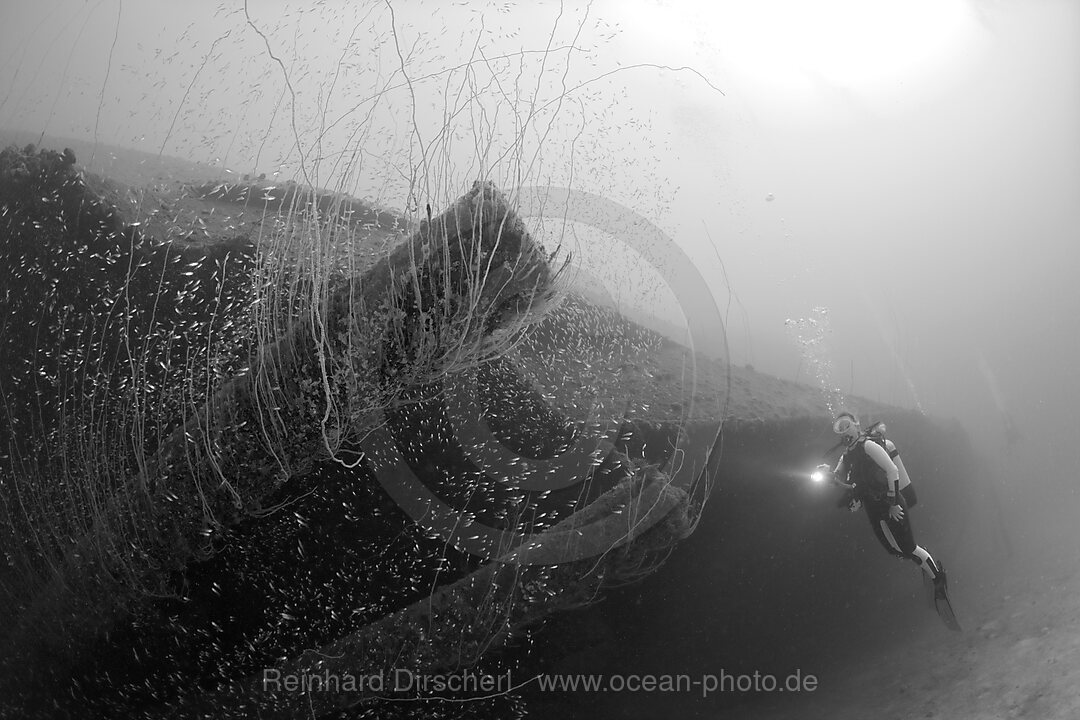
[
  {"x1": 897, "y1": 518, "x2": 949, "y2": 593},
  {"x1": 911, "y1": 546, "x2": 942, "y2": 580},
  {"x1": 882, "y1": 511, "x2": 937, "y2": 576},
  {"x1": 904, "y1": 523, "x2": 959, "y2": 629},
  {"x1": 888, "y1": 511, "x2": 943, "y2": 581},
  {"x1": 866, "y1": 501, "x2": 907, "y2": 559},
  {"x1": 884, "y1": 506, "x2": 959, "y2": 630}
]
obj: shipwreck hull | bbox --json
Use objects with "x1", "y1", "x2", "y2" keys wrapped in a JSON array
[{"x1": 0, "y1": 146, "x2": 722, "y2": 719}]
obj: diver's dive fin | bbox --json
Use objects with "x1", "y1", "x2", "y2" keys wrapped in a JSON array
[
  {"x1": 932, "y1": 569, "x2": 962, "y2": 632},
  {"x1": 934, "y1": 592, "x2": 961, "y2": 631},
  {"x1": 922, "y1": 572, "x2": 936, "y2": 610}
]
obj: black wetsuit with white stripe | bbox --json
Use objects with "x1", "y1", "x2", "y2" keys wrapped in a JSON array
[{"x1": 835, "y1": 437, "x2": 935, "y2": 571}]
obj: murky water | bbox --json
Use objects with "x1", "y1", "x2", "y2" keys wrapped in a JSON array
[{"x1": 2, "y1": 2, "x2": 1078, "y2": 718}]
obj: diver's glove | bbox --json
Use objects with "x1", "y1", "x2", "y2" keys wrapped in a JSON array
[
  {"x1": 847, "y1": 498, "x2": 862, "y2": 513},
  {"x1": 887, "y1": 502, "x2": 904, "y2": 521}
]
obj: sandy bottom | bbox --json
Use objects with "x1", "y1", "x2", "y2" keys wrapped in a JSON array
[{"x1": 747, "y1": 551, "x2": 1080, "y2": 720}]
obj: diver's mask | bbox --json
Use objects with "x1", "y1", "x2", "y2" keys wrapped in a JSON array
[{"x1": 832, "y1": 413, "x2": 860, "y2": 443}]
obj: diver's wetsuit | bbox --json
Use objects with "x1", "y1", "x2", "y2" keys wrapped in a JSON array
[{"x1": 835, "y1": 436, "x2": 943, "y2": 581}]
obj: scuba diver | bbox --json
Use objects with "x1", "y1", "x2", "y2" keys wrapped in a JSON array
[{"x1": 817, "y1": 412, "x2": 960, "y2": 631}]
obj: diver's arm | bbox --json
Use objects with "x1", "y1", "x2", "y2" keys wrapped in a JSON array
[
  {"x1": 883, "y1": 439, "x2": 911, "y2": 490},
  {"x1": 863, "y1": 441, "x2": 901, "y2": 501},
  {"x1": 894, "y1": 454, "x2": 912, "y2": 491},
  {"x1": 831, "y1": 456, "x2": 851, "y2": 486}
]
